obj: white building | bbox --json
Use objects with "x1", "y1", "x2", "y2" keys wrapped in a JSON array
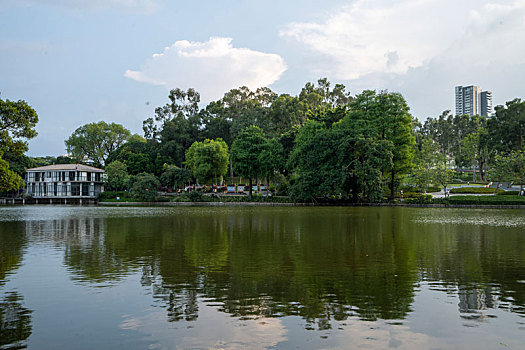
[{"x1": 25, "y1": 164, "x2": 104, "y2": 199}]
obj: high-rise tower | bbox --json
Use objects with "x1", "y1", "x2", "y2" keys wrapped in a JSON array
[{"x1": 455, "y1": 85, "x2": 493, "y2": 117}]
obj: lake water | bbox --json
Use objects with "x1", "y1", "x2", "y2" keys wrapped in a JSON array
[{"x1": 1, "y1": 206, "x2": 525, "y2": 349}]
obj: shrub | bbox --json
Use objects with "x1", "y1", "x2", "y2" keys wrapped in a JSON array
[
  {"x1": 497, "y1": 190, "x2": 520, "y2": 196},
  {"x1": 449, "y1": 187, "x2": 503, "y2": 194},
  {"x1": 435, "y1": 195, "x2": 525, "y2": 205},
  {"x1": 426, "y1": 185, "x2": 441, "y2": 192},
  {"x1": 98, "y1": 191, "x2": 130, "y2": 201},
  {"x1": 404, "y1": 194, "x2": 433, "y2": 204}
]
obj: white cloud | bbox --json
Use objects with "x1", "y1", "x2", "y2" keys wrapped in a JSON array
[
  {"x1": 125, "y1": 37, "x2": 287, "y2": 102},
  {"x1": 280, "y1": 0, "x2": 525, "y2": 118},
  {"x1": 7, "y1": 0, "x2": 158, "y2": 13}
]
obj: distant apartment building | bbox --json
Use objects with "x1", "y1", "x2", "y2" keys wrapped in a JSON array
[
  {"x1": 25, "y1": 164, "x2": 104, "y2": 199},
  {"x1": 455, "y1": 85, "x2": 493, "y2": 117}
]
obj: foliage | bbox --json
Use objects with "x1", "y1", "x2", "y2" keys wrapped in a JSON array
[
  {"x1": 230, "y1": 126, "x2": 268, "y2": 196},
  {"x1": 496, "y1": 190, "x2": 520, "y2": 196},
  {"x1": 258, "y1": 138, "x2": 285, "y2": 182},
  {"x1": 349, "y1": 90, "x2": 415, "y2": 199},
  {"x1": 489, "y1": 99, "x2": 525, "y2": 153},
  {"x1": 0, "y1": 98, "x2": 38, "y2": 157},
  {"x1": 104, "y1": 160, "x2": 130, "y2": 191},
  {"x1": 432, "y1": 164, "x2": 455, "y2": 194},
  {"x1": 129, "y1": 173, "x2": 160, "y2": 201},
  {"x1": 185, "y1": 138, "x2": 229, "y2": 184},
  {"x1": 160, "y1": 164, "x2": 192, "y2": 189},
  {"x1": 403, "y1": 194, "x2": 434, "y2": 204},
  {"x1": 0, "y1": 154, "x2": 23, "y2": 192},
  {"x1": 65, "y1": 121, "x2": 131, "y2": 166},
  {"x1": 98, "y1": 191, "x2": 132, "y2": 201},
  {"x1": 492, "y1": 148, "x2": 525, "y2": 184},
  {"x1": 290, "y1": 113, "x2": 393, "y2": 202},
  {"x1": 106, "y1": 139, "x2": 166, "y2": 176},
  {"x1": 436, "y1": 195, "x2": 525, "y2": 206},
  {"x1": 449, "y1": 187, "x2": 502, "y2": 194},
  {"x1": 0, "y1": 98, "x2": 39, "y2": 192}
]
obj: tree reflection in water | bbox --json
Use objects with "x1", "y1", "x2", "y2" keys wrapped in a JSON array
[
  {"x1": 0, "y1": 291, "x2": 32, "y2": 349},
  {"x1": 21, "y1": 207, "x2": 525, "y2": 330}
]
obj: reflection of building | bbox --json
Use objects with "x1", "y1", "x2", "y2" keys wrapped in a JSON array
[
  {"x1": 24, "y1": 164, "x2": 104, "y2": 200},
  {"x1": 458, "y1": 286, "x2": 496, "y2": 318},
  {"x1": 25, "y1": 217, "x2": 104, "y2": 247},
  {"x1": 455, "y1": 85, "x2": 493, "y2": 117}
]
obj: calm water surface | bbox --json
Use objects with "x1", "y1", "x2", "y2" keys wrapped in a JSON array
[{"x1": 1, "y1": 206, "x2": 525, "y2": 349}]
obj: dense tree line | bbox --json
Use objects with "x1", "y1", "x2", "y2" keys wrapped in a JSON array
[{"x1": 3, "y1": 79, "x2": 525, "y2": 201}]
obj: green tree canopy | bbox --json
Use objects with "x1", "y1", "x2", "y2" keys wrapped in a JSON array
[
  {"x1": 230, "y1": 126, "x2": 268, "y2": 196},
  {"x1": 104, "y1": 160, "x2": 129, "y2": 191},
  {"x1": 129, "y1": 173, "x2": 160, "y2": 201},
  {"x1": 489, "y1": 98, "x2": 525, "y2": 154},
  {"x1": 160, "y1": 164, "x2": 193, "y2": 189},
  {"x1": 0, "y1": 98, "x2": 38, "y2": 192},
  {"x1": 185, "y1": 138, "x2": 229, "y2": 184},
  {"x1": 349, "y1": 90, "x2": 415, "y2": 199},
  {"x1": 65, "y1": 121, "x2": 131, "y2": 166}
]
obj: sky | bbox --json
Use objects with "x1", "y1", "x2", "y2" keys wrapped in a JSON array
[{"x1": 1, "y1": 0, "x2": 525, "y2": 156}]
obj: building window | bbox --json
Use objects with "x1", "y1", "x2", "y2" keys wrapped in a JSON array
[
  {"x1": 82, "y1": 184, "x2": 88, "y2": 196},
  {"x1": 71, "y1": 183, "x2": 80, "y2": 196}
]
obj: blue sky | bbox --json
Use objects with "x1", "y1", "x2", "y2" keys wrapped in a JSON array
[{"x1": 2, "y1": 0, "x2": 525, "y2": 156}]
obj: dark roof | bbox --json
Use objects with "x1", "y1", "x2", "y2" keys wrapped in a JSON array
[{"x1": 26, "y1": 164, "x2": 104, "y2": 172}]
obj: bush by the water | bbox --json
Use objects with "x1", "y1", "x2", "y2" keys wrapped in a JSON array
[
  {"x1": 98, "y1": 191, "x2": 132, "y2": 201},
  {"x1": 449, "y1": 187, "x2": 503, "y2": 194},
  {"x1": 436, "y1": 195, "x2": 525, "y2": 205},
  {"x1": 403, "y1": 194, "x2": 433, "y2": 204}
]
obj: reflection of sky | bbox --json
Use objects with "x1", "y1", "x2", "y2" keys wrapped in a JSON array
[
  {"x1": 4, "y1": 246, "x2": 524, "y2": 349},
  {"x1": 3, "y1": 206, "x2": 525, "y2": 349}
]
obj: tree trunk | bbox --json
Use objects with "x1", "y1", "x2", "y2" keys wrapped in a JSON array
[
  {"x1": 390, "y1": 170, "x2": 395, "y2": 201},
  {"x1": 249, "y1": 177, "x2": 253, "y2": 197},
  {"x1": 472, "y1": 161, "x2": 477, "y2": 182},
  {"x1": 229, "y1": 157, "x2": 234, "y2": 183}
]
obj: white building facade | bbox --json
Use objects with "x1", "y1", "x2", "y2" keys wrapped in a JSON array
[{"x1": 25, "y1": 164, "x2": 105, "y2": 198}]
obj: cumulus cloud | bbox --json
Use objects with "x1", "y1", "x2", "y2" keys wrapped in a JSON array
[
  {"x1": 10, "y1": 0, "x2": 158, "y2": 13},
  {"x1": 280, "y1": 0, "x2": 525, "y2": 117},
  {"x1": 125, "y1": 37, "x2": 287, "y2": 102}
]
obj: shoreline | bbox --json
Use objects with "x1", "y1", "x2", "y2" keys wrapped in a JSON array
[{"x1": 97, "y1": 201, "x2": 525, "y2": 209}]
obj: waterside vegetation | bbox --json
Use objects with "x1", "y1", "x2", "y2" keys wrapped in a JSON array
[{"x1": 2, "y1": 78, "x2": 525, "y2": 205}]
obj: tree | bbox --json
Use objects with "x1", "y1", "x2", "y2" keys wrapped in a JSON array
[
  {"x1": 258, "y1": 138, "x2": 285, "y2": 193},
  {"x1": 0, "y1": 153, "x2": 23, "y2": 193},
  {"x1": 230, "y1": 126, "x2": 268, "y2": 196},
  {"x1": 289, "y1": 115, "x2": 392, "y2": 202},
  {"x1": 143, "y1": 88, "x2": 201, "y2": 140},
  {"x1": 129, "y1": 173, "x2": 160, "y2": 201},
  {"x1": 65, "y1": 121, "x2": 131, "y2": 166},
  {"x1": 461, "y1": 133, "x2": 481, "y2": 182},
  {"x1": 160, "y1": 164, "x2": 192, "y2": 189},
  {"x1": 489, "y1": 99, "x2": 525, "y2": 154},
  {"x1": 0, "y1": 98, "x2": 38, "y2": 192},
  {"x1": 105, "y1": 160, "x2": 129, "y2": 191},
  {"x1": 493, "y1": 148, "x2": 525, "y2": 185},
  {"x1": 106, "y1": 138, "x2": 166, "y2": 176},
  {"x1": 0, "y1": 98, "x2": 38, "y2": 157},
  {"x1": 185, "y1": 138, "x2": 229, "y2": 184},
  {"x1": 349, "y1": 90, "x2": 415, "y2": 200},
  {"x1": 412, "y1": 137, "x2": 440, "y2": 192}
]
